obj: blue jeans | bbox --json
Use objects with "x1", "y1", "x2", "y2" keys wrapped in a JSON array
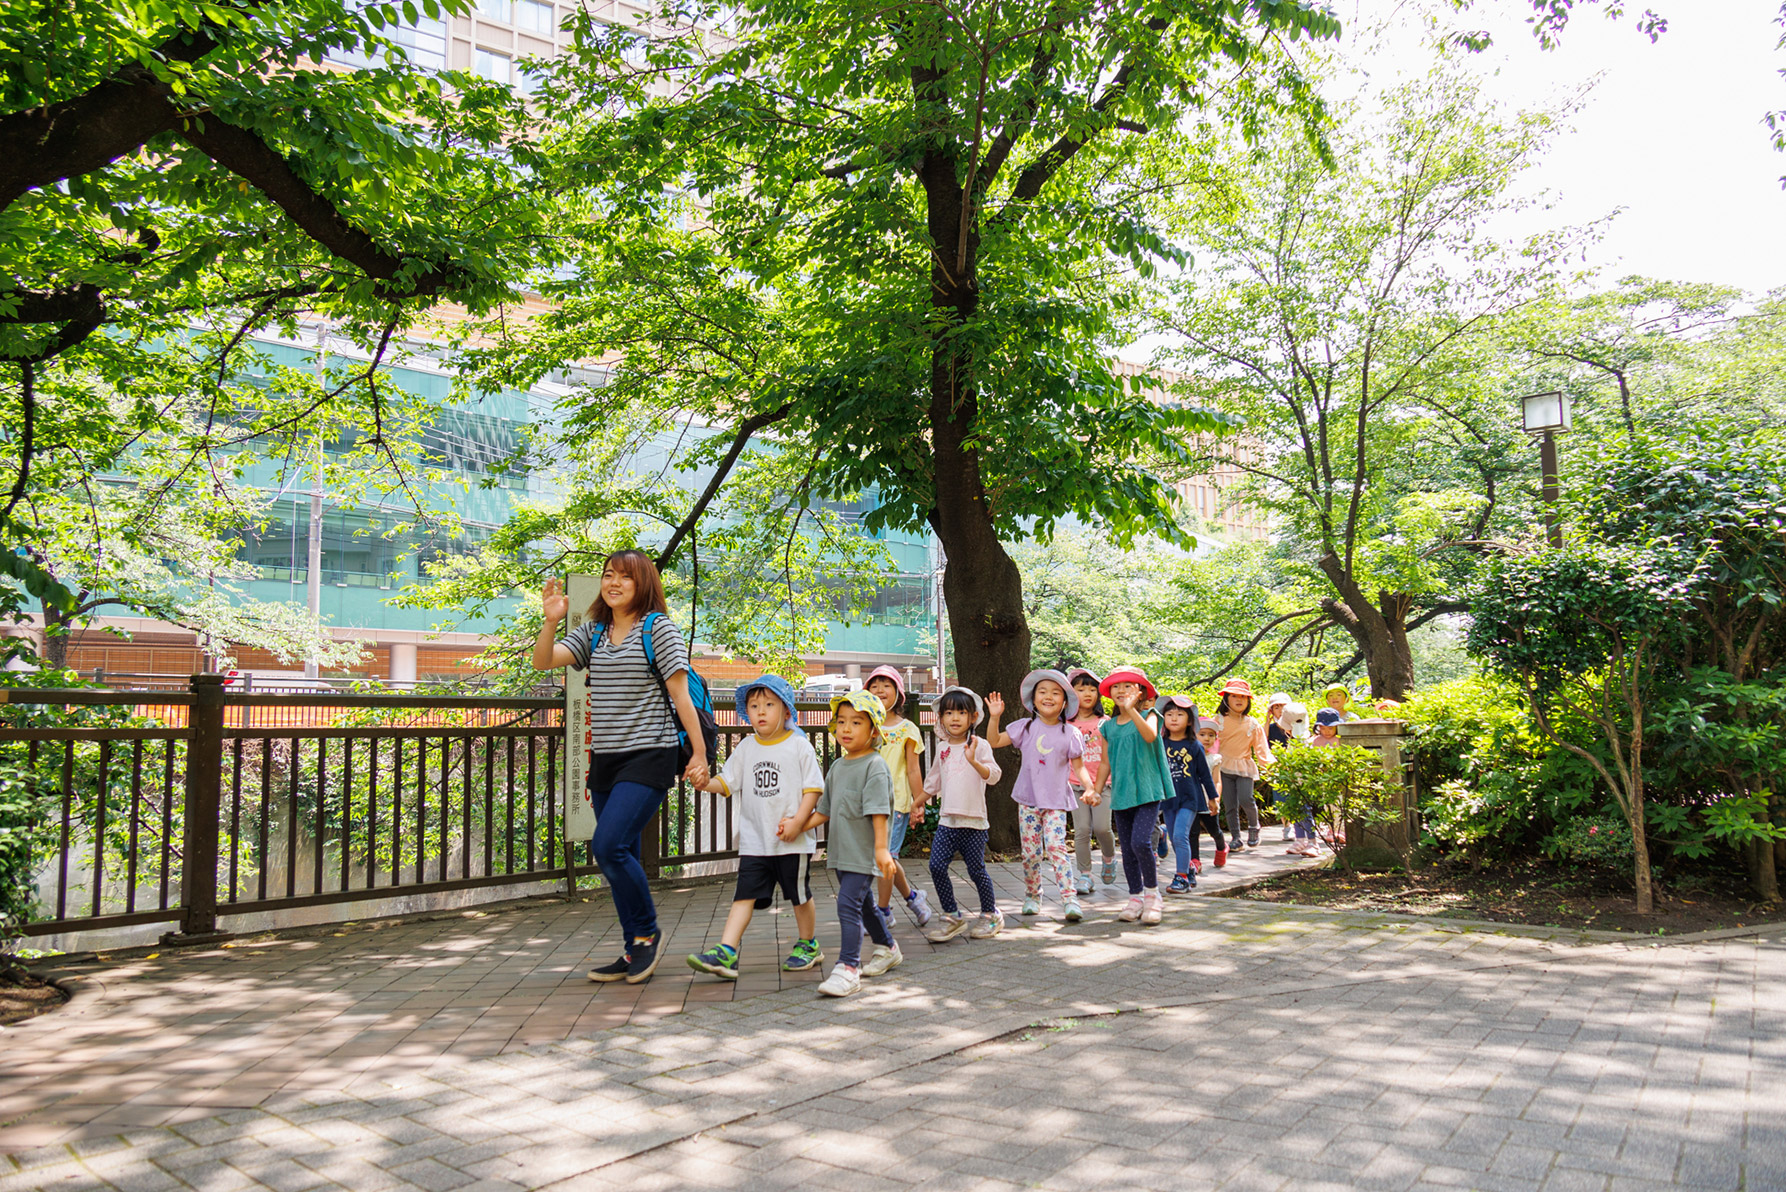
[
  {"x1": 886, "y1": 807, "x2": 911, "y2": 858},
  {"x1": 589, "y1": 779, "x2": 667, "y2": 945},
  {"x1": 1163, "y1": 798, "x2": 1195, "y2": 878}
]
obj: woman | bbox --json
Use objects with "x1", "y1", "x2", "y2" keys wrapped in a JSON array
[{"x1": 534, "y1": 550, "x2": 708, "y2": 985}]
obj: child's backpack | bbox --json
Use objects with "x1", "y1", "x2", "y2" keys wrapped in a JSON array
[{"x1": 642, "y1": 611, "x2": 720, "y2": 771}]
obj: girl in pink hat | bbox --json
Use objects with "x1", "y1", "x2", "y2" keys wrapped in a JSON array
[
  {"x1": 864, "y1": 665, "x2": 933, "y2": 930},
  {"x1": 1094, "y1": 666, "x2": 1171, "y2": 925},
  {"x1": 1215, "y1": 679, "x2": 1275, "y2": 851}
]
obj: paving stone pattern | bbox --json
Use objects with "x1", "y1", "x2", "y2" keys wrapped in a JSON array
[{"x1": 2, "y1": 848, "x2": 1783, "y2": 1191}]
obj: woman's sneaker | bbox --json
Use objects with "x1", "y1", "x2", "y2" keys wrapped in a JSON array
[
  {"x1": 968, "y1": 911, "x2": 1004, "y2": 938},
  {"x1": 782, "y1": 938, "x2": 824, "y2": 971},
  {"x1": 1020, "y1": 896, "x2": 1041, "y2": 916},
  {"x1": 861, "y1": 942, "x2": 903, "y2": 977},
  {"x1": 687, "y1": 943, "x2": 740, "y2": 980},
  {"x1": 625, "y1": 936, "x2": 661, "y2": 984},
  {"x1": 904, "y1": 889, "x2": 934, "y2": 927},
  {"x1": 817, "y1": 964, "x2": 860, "y2": 997},
  {"x1": 1075, "y1": 871, "x2": 1094, "y2": 896},
  {"x1": 1166, "y1": 875, "x2": 1192, "y2": 895},
  {"x1": 1117, "y1": 896, "x2": 1143, "y2": 922},
  {"x1": 1140, "y1": 891, "x2": 1163, "y2": 925},
  {"x1": 587, "y1": 954, "x2": 631, "y2": 983},
  {"x1": 1100, "y1": 860, "x2": 1117, "y2": 886},
  {"x1": 1063, "y1": 899, "x2": 1084, "y2": 923},
  {"x1": 926, "y1": 914, "x2": 972, "y2": 943}
]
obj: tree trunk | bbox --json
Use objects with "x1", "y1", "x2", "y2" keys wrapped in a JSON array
[
  {"x1": 1628, "y1": 794, "x2": 1653, "y2": 914},
  {"x1": 40, "y1": 602, "x2": 71, "y2": 669},
  {"x1": 1317, "y1": 561, "x2": 1416, "y2": 699},
  {"x1": 1755, "y1": 790, "x2": 1780, "y2": 902}
]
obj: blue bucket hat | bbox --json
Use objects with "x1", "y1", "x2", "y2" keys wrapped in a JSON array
[{"x1": 734, "y1": 675, "x2": 798, "y2": 732}]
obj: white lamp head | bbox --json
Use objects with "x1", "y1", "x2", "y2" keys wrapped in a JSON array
[{"x1": 1521, "y1": 391, "x2": 1572, "y2": 433}]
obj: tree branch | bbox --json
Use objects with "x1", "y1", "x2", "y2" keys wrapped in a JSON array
[
  {"x1": 654, "y1": 402, "x2": 793, "y2": 569},
  {"x1": 1189, "y1": 607, "x2": 1324, "y2": 686}
]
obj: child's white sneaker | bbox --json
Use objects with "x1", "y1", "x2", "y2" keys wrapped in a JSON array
[
  {"x1": 904, "y1": 889, "x2": 933, "y2": 927},
  {"x1": 1117, "y1": 896, "x2": 1143, "y2": 922},
  {"x1": 817, "y1": 964, "x2": 860, "y2": 997},
  {"x1": 861, "y1": 943, "x2": 903, "y2": 977},
  {"x1": 967, "y1": 911, "x2": 1003, "y2": 939},
  {"x1": 1063, "y1": 899, "x2": 1084, "y2": 923},
  {"x1": 925, "y1": 913, "x2": 971, "y2": 943},
  {"x1": 1140, "y1": 890, "x2": 1163, "y2": 925},
  {"x1": 1020, "y1": 896, "x2": 1041, "y2": 916}
]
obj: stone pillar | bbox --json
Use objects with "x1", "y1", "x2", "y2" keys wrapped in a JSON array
[
  {"x1": 388, "y1": 641, "x2": 417, "y2": 684},
  {"x1": 1337, "y1": 718, "x2": 1416, "y2": 866}
]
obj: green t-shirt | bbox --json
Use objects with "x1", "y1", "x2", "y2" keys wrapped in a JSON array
[
  {"x1": 1100, "y1": 715, "x2": 1171, "y2": 811},
  {"x1": 816, "y1": 752, "x2": 894, "y2": 874}
]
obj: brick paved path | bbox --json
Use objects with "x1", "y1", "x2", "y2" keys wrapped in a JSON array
[{"x1": 4, "y1": 847, "x2": 1783, "y2": 1191}]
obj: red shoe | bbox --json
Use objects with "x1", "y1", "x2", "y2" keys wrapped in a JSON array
[
  {"x1": 1191, "y1": 858, "x2": 1202, "y2": 874},
  {"x1": 1214, "y1": 849, "x2": 1228, "y2": 868}
]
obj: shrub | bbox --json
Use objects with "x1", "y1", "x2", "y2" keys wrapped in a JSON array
[
  {"x1": 1263, "y1": 744, "x2": 1404, "y2": 869},
  {"x1": 1542, "y1": 812, "x2": 1636, "y2": 872}
]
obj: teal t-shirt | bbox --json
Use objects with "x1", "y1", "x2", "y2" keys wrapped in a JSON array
[
  {"x1": 1100, "y1": 715, "x2": 1171, "y2": 811},
  {"x1": 816, "y1": 752, "x2": 894, "y2": 874}
]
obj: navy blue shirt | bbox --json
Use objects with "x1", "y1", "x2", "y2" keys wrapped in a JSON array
[{"x1": 1163, "y1": 735, "x2": 1221, "y2": 815}]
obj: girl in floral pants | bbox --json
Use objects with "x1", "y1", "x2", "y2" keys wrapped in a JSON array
[{"x1": 986, "y1": 669, "x2": 1094, "y2": 922}]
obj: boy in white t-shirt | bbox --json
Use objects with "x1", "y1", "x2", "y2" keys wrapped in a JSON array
[{"x1": 686, "y1": 676, "x2": 826, "y2": 980}]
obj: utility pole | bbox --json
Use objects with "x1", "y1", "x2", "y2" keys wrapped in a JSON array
[
  {"x1": 305, "y1": 321, "x2": 328, "y2": 680},
  {"x1": 933, "y1": 543, "x2": 947, "y2": 688}
]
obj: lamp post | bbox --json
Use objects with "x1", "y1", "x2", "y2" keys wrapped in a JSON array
[{"x1": 1520, "y1": 390, "x2": 1571, "y2": 548}]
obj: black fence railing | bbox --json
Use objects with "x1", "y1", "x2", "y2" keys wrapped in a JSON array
[{"x1": 4, "y1": 677, "x2": 936, "y2": 943}]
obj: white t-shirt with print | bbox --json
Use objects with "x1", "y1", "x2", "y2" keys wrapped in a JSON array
[{"x1": 717, "y1": 731, "x2": 825, "y2": 856}]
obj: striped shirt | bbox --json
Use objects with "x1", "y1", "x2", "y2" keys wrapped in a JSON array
[{"x1": 562, "y1": 615, "x2": 690, "y2": 755}]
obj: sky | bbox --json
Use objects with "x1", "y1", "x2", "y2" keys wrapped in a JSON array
[{"x1": 1362, "y1": 0, "x2": 1785, "y2": 295}]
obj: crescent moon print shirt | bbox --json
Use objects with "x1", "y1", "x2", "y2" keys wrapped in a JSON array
[{"x1": 1004, "y1": 718, "x2": 1085, "y2": 811}]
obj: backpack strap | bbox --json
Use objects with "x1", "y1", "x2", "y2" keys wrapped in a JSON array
[{"x1": 639, "y1": 612, "x2": 679, "y2": 732}]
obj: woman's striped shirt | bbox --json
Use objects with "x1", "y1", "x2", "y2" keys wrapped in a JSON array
[{"x1": 562, "y1": 614, "x2": 690, "y2": 755}]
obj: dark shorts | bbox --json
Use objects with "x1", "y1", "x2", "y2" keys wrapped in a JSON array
[
  {"x1": 589, "y1": 746, "x2": 678, "y2": 794},
  {"x1": 734, "y1": 853, "x2": 815, "y2": 909}
]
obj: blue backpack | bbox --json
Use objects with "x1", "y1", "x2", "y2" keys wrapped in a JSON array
[{"x1": 641, "y1": 611, "x2": 720, "y2": 770}]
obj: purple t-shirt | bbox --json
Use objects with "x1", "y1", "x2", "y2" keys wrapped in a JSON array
[{"x1": 1007, "y1": 718, "x2": 1085, "y2": 811}]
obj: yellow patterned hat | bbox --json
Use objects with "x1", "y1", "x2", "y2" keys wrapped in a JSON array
[{"x1": 828, "y1": 689, "x2": 885, "y2": 739}]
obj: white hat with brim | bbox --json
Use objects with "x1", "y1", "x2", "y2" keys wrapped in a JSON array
[
  {"x1": 1019, "y1": 669, "x2": 1079, "y2": 721},
  {"x1": 937, "y1": 685, "x2": 986, "y2": 725}
]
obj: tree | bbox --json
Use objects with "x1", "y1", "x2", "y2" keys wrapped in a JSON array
[
  {"x1": 3, "y1": 0, "x2": 548, "y2": 657},
  {"x1": 1468, "y1": 544, "x2": 1693, "y2": 913},
  {"x1": 462, "y1": 0, "x2": 1339, "y2": 848},
  {"x1": 1158, "y1": 55, "x2": 1578, "y2": 698}
]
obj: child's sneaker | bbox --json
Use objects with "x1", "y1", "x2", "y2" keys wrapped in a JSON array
[
  {"x1": 1063, "y1": 899, "x2": 1084, "y2": 923},
  {"x1": 1248, "y1": 831, "x2": 1260, "y2": 848},
  {"x1": 968, "y1": 911, "x2": 1004, "y2": 938},
  {"x1": 1020, "y1": 896, "x2": 1041, "y2": 916},
  {"x1": 1100, "y1": 860, "x2": 1117, "y2": 886},
  {"x1": 1214, "y1": 848, "x2": 1228, "y2": 868},
  {"x1": 1191, "y1": 857, "x2": 1203, "y2": 874},
  {"x1": 1117, "y1": 896, "x2": 1143, "y2": 922},
  {"x1": 1075, "y1": 871, "x2": 1094, "y2": 896},
  {"x1": 875, "y1": 905, "x2": 896, "y2": 937},
  {"x1": 1281, "y1": 824, "x2": 1294, "y2": 841},
  {"x1": 687, "y1": 943, "x2": 740, "y2": 980},
  {"x1": 782, "y1": 938, "x2": 824, "y2": 972},
  {"x1": 1140, "y1": 890, "x2": 1163, "y2": 925},
  {"x1": 925, "y1": 914, "x2": 971, "y2": 943},
  {"x1": 904, "y1": 889, "x2": 933, "y2": 927},
  {"x1": 1166, "y1": 875, "x2": 1192, "y2": 895},
  {"x1": 1154, "y1": 825, "x2": 1168, "y2": 858},
  {"x1": 817, "y1": 964, "x2": 860, "y2": 997},
  {"x1": 861, "y1": 942, "x2": 903, "y2": 977},
  {"x1": 1229, "y1": 838, "x2": 1246, "y2": 854}
]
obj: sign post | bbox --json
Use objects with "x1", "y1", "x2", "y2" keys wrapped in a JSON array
[{"x1": 563, "y1": 574, "x2": 598, "y2": 851}]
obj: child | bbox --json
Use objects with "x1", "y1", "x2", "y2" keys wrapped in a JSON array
[
  {"x1": 1289, "y1": 709, "x2": 1344, "y2": 855},
  {"x1": 1322, "y1": 683, "x2": 1361, "y2": 722},
  {"x1": 1095, "y1": 667, "x2": 1171, "y2": 925},
  {"x1": 1215, "y1": 678, "x2": 1275, "y2": 852},
  {"x1": 1067, "y1": 668, "x2": 1116, "y2": 893},
  {"x1": 1158, "y1": 695, "x2": 1220, "y2": 894},
  {"x1": 1194, "y1": 718, "x2": 1229, "y2": 869},
  {"x1": 987, "y1": 670, "x2": 1094, "y2": 922},
  {"x1": 863, "y1": 665, "x2": 933, "y2": 930},
  {"x1": 919, "y1": 686, "x2": 1004, "y2": 941},
  {"x1": 784, "y1": 691, "x2": 902, "y2": 998},
  {"x1": 1266, "y1": 692, "x2": 1294, "y2": 841},
  {"x1": 686, "y1": 676, "x2": 825, "y2": 980}
]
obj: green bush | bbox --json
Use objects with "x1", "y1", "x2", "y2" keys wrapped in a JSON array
[
  {"x1": 1542, "y1": 812, "x2": 1636, "y2": 871},
  {"x1": 1263, "y1": 743, "x2": 1404, "y2": 868},
  {"x1": 1399, "y1": 676, "x2": 1600, "y2": 861}
]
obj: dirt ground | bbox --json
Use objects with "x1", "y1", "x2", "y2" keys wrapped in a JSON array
[
  {"x1": 1224, "y1": 859, "x2": 1786, "y2": 934},
  {"x1": 0, "y1": 973, "x2": 67, "y2": 1025}
]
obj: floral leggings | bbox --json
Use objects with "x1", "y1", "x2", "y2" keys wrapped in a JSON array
[{"x1": 1019, "y1": 806, "x2": 1076, "y2": 903}]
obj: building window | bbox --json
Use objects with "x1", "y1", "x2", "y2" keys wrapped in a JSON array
[
  {"x1": 517, "y1": 0, "x2": 555, "y2": 33},
  {"x1": 474, "y1": 48, "x2": 514, "y2": 84},
  {"x1": 477, "y1": 0, "x2": 513, "y2": 22}
]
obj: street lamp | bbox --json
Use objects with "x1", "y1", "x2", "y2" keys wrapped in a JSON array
[{"x1": 1521, "y1": 390, "x2": 1571, "y2": 548}]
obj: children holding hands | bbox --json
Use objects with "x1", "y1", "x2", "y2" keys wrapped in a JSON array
[
  {"x1": 987, "y1": 670, "x2": 1095, "y2": 923},
  {"x1": 864, "y1": 666, "x2": 934, "y2": 931},
  {"x1": 921, "y1": 687, "x2": 1005, "y2": 941}
]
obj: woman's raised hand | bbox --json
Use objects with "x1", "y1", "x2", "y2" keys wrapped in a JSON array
[{"x1": 541, "y1": 577, "x2": 569, "y2": 624}]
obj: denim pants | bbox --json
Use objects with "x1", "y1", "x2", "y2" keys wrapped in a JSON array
[
  {"x1": 836, "y1": 870, "x2": 894, "y2": 968},
  {"x1": 589, "y1": 779, "x2": 667, "y2": 945},
  {"x1": 1162, "y1": 797, "x2": 1195, "y2": 878}
]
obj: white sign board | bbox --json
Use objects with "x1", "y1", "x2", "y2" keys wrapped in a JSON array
[{"x1": 563, "y1": 573, "x2": 598, "y2": 846}]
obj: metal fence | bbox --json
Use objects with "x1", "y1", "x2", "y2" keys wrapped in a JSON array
[{"x1": 4, "y1": 676, "x2": 934, "y2": 945}]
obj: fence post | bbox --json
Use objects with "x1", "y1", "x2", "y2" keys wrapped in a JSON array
[
  {"x1": 642, "y1": 798, "x2": 663, "y2": 880},
  {"x1": 168, "y1": 673, "x2": 227, "y2": 941}
]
